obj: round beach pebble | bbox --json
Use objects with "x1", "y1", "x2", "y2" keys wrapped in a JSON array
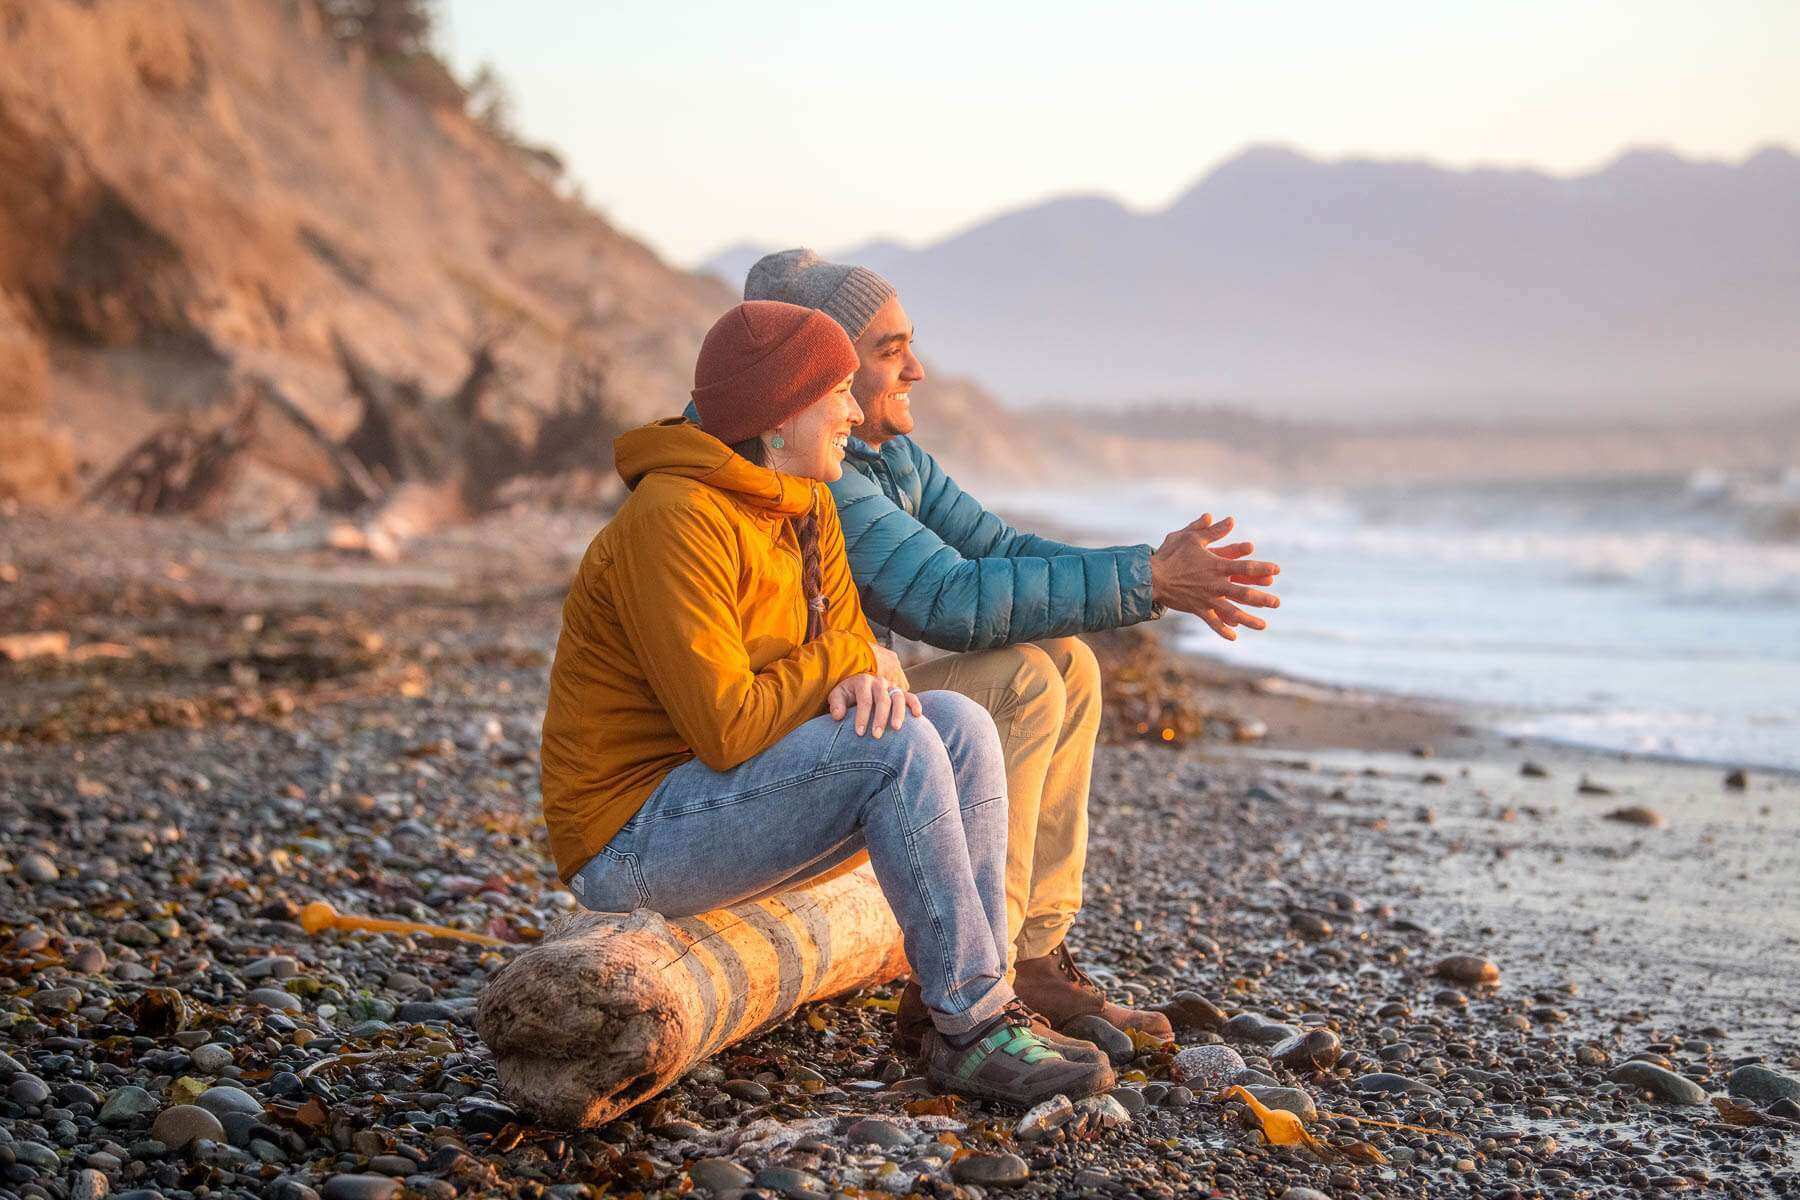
[
  {"x1": 151, "y1": 1103, "x2": 226, "y2": 1150},
  {"x1": 321, "y1": 1176, "x2": 403, "y2": 1200},
  {"x1": 190, "y1": 1042, "x2": 234, "y2": 1073},
  {"x1": 1171, "y1": 1044, "x2": 1246, "y2": 1092},
  {"x1": 1272, "y1": 1028, "x2": 1342, "y2": 1071},
  {"x1": 1728, "y1": 1064, "x2": 1800, "y2": 1107},
  {"x1": 19, "y1": 850, "x2": 59, "y2": 883},
  {"x1": 1432, "y1": 954, "x2": 1500, "y2": 986},
  {"x1": 248, "y1": 987, "x2": 302, "y2": 1012},
  {"x1": 952, "y1": 1152, "x2": 1030, "y2": 1186},
  {"x1": 1608, "y1": 1061, "x2": 1708, "y2": 1105}
]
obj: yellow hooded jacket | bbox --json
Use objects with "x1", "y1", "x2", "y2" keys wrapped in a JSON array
[{"x1": 540, "y1": 419, "x2": 879, "y2": 882}]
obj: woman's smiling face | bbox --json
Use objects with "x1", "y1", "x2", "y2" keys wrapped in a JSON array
[{"x1": 767, "y1": 372, "x2": 862, "y2": 482}]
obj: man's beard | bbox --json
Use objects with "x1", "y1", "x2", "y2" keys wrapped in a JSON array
[{"x1": 853, "y1": 392, "x2": 911, "y2": 442}]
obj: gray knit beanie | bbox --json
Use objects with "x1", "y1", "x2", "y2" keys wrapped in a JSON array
[{"x1": 743, "y1": 248, "x2": 896, "y2": 339}]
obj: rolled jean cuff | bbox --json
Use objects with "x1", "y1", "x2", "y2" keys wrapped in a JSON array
[{"x1": 929, "y1": 979, "x2": 1017, "y2": 1037}]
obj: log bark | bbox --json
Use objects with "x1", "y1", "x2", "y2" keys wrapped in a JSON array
[{"x1": 475, "y1": 860, "x2": 906, "y2": 1129}]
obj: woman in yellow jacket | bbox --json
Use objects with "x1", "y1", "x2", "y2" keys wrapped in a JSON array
[{"x1": 541, "y1": 301, "x2": 1111, "y2": 1105}]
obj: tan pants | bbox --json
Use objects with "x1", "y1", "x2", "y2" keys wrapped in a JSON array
[{"x1": 906, "y1": 636, "x2": 1101, "y2": 969}]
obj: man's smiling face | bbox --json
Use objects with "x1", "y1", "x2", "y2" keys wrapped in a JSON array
[{"x1": 850, "y1": 295, "x2": 925, "y2": 448}]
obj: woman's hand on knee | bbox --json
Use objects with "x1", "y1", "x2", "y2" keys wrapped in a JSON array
[
  {"x1": 871, "y1": 643, "x2": 911, "y2": 693},
  {"x1": 829, "y1": 672, "x2": 924, "y2": 738}
]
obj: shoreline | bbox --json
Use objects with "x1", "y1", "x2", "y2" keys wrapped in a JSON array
[
  {"x1": 3, "y1": 509, "x2": 1797, "y2": 1198},
  {"x1": 1172, "y1": 632, "x2": 1800, "y2": 780}
]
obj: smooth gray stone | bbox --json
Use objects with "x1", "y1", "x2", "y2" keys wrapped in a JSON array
[
  {"x1": 99, "y1": 1085, "x2": 159, "y2": 1126},
  {"x1": 267, "y1": 1180, "x2": 322, "y2": 1200},
  {"x1": 219, "y1": 1110, "x2": 261, "y2": 1147},
  {"x1": 10, "y1": 1074, "x2": 51, "y2": 1105},
  {"x1": 844, "y1": 1118, "x2": 909, "y2": 1149},
  {"x1": 752, "y1": 1165, "x2": 829, "y2": 1200},
  {"x1": 195, "y1": 1085, "x2": 264, "y2": 1119},
  {"x1": 19, "y1": 851, "x2": 59, "y2": 883},
  {"x1": 189, "y1": 1043, "x2": 234, "y2": 1073},
  {"x1": 1354, "y1": 1072, "x2": 1441, "y2": 1096},
  {"x1": 1609, "y1": 1061, "x2": 1708, "y2": 1105},
  {"x1": 321, "y1": 1176, "x2": 404, "y2": 1200},
  {"x1": 247, "y1": 987, "x2": 302, "y2": 1013},
  {"x1": 1728, "y1": 1064, "x2": 1800, "y2": 1107},
  {"x1": 951, "y1": 1152, "x2": 1030, "y2": 1186},
  {"x1": 1172, "y1": 1044, "x2": 1246, "y2": 1091},
  {"x1": 150, "y1": 1104, "x2": 225, "y2": 1150},
  {"x1": 1109, "y1": 1085, "x2": 1147, "y2": 1116},
  {"x1": 1223, "y1": 1012, "x2": 1300, "y2": 1045},
  {"x1": 689, "y1": 1157, "x2": 754, "y2": 1194}
]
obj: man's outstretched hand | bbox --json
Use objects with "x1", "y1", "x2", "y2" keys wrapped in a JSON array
[{"x1": 1148, "y1": 513, "x2": 1281, "y2": 641}]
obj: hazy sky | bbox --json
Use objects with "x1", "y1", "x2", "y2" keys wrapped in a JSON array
[{"x1": 441, "y1": 1, "x2": 1798, "y2": 265}]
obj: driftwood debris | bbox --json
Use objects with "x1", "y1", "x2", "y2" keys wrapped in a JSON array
[
  {"x1": 86, "y1": 395, "x2": 261, "y2": 515},
  {"x1": 88, "y1": 331, "x2": 620, "y2": 546},
  {"x1": 475, "y1": 860, "x2": 907, "y2": 1129}
]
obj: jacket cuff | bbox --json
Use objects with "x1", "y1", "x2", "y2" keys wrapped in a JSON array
[
  {"x1": 825, "y1": 630, "x2": 879, "y2": 679},
  {"x1": 1120, "y1": 545, "x2": 1160, "y2": 625}
]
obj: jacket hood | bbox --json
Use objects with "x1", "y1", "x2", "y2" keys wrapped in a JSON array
[{"x1": 614, "y1": 418, "x2": 815, "y2": 517}]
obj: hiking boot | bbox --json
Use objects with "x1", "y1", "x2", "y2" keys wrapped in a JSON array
[
  {"x1": 894, "y1": 980, "x2": 1105, "y2": 1065},
  {"x1": 1014, "y1": 942, "x2": 1174, "y2": 1042},
  {"x1": 922, "y1": 1001, "x2": 1114, "y2": 1106}
]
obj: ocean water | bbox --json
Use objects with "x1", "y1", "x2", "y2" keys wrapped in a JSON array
[{"x1": 990, "y1": 468, "x2": 1800, "y2": 771}]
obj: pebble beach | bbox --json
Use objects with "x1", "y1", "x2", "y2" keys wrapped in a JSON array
[{"x1": 3, "y1": 510, "x2": 1797, "y2": 1200}]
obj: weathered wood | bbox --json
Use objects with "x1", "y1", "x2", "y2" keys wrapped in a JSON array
[
  {"x1": 85, "y1": 398, "x2": 258, "y2": 513},
  {"x1": 243, "y1": 375, "x2": 384, "y2": 508},
  {"x1": 475, "y1": 860, "x2": 906, "y2": 1129},
  {"x1": 87, "y1": 332, "x2": 620, "y2": 545}
]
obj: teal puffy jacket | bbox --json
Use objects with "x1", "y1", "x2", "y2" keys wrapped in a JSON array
[{"x1": 829, "y1": 434, "x2": 1160, "y2": 651}]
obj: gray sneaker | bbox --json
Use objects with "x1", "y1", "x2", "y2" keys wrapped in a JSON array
[
  {"x1": 897, "y1": 982, "x2": 1107, "y2": 1066},
  {"x1": 922, "y1": 1005, "x2": 1115, "y2": 1106}
]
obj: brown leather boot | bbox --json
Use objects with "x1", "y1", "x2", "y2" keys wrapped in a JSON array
[
  {"x1": 1013, "y1": 943, "x2": 1174, "y2": 1042},
  {"x1": 893, "y1": 980, "x2": 1105, "y2": 1065},
  {"x1": 895, "y1": 980, "x2": 932, "y2": 1061}
]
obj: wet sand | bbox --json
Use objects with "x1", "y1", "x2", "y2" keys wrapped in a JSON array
[{"x1": 1157, "y1": 652, "x2": 1800, "y2": 1053}]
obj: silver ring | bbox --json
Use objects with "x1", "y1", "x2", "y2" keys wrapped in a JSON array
[{"x1": 886, "y1": 686, "x2": 904, "y2": 696}]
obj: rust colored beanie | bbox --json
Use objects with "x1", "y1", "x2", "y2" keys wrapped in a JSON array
[{"x1": 691, "y1": 301, "x2": 858, "y2": 445}]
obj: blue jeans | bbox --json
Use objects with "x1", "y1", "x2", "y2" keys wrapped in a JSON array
[{"x1": 570, "y1": 690, "x2": 1016, "y2": 1036}]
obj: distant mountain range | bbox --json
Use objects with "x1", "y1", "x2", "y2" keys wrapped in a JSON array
[{"x1": 703, "y1": 145, "x2": 1800, "y2": 421}]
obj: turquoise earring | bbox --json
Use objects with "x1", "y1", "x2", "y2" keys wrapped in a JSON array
[{"x1": 770, "y1": 435, "x2": 785, "y2": 450}]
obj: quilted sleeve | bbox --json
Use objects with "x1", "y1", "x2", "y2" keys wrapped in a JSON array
[{"x1": 828, "y1": 453, "x2": 1158, "y2": 652}]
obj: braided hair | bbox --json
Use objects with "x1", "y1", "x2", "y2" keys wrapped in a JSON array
[{"x1": 728, "y1": 436, "x2": 825, "y2": 642}]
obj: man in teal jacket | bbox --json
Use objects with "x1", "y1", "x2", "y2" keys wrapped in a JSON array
[{"x1": 739, "y1": 250, "x2": 1281, "y2": 1056}]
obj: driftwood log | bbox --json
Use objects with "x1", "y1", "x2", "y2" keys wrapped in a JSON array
[
  {"x1": 88, "y1": 331, "x2": 621, "y2": 546},
  {"x1": 476, "y1": 860, "x2": 908, "y2": 1129}
]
